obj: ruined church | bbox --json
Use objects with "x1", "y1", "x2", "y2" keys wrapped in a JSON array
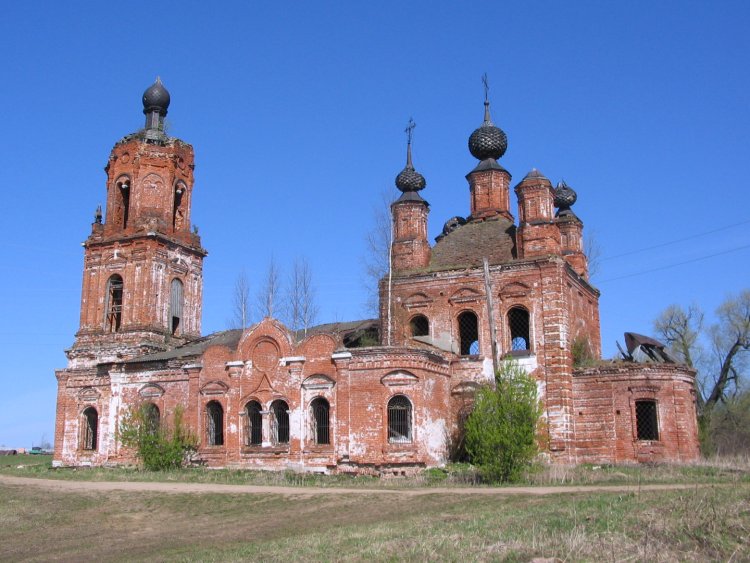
[{"x1": 54, "y1": 80, "x2": 700, "y2": 471}]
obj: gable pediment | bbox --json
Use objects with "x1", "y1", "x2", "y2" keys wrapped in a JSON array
[
  {"x1": 500, "y1": 282, "x2": 531, "y2": 298},
  {"x1": 78, "y1": 387, "x2": 100, "y2": 401},
  {"x1": 139, "y1": 384, "x2": 165, "y2": 398},
  {"x1": 449, "y1": 287, "x2": 484, "y2": 304},
  {"x1": 302, "y1": 374, "x2": 336, "y2": 390},
  {"x1": 403, "y1": 292, "x2": 433, "y2": 309},
  {"x1": 381, "y1": 371, "x2": 419, "y2": 387},
  {"x1": 200, "y1": 380, "x2": 229, "y2": 396}
]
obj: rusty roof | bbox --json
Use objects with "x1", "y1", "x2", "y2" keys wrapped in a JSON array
[{"x1": 429, "y1": 217, "x2": 516, "y2": 270}]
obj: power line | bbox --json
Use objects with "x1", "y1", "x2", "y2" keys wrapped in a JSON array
[
  {"x1": 599, "y1": 219, "x2": 750, "y2": 262},
  {"x1": 598, "y1": 243, "x2": 750, "y2": 284}
]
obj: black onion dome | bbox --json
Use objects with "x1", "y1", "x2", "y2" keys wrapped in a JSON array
[
  {"x1": 468, "y1": 100, "x2": 507, "y2": 161},
  {"x1": 395, "y1": 165, "x2": 426, "y2": 192},
  {"x1": 142, "y1": 77, "x2": 170, "y2": 115},
  {"x1": 395, "y1": 132, "x2": 426, "y2": 192},
  {"x1": 554, "y1": 180, "x2": 578, "y2": 209}
]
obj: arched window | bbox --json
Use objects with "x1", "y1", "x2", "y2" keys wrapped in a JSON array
[
  {"x1": 105, "y1": 275, "x2": 124, "y2": 333},
  {"x1": 458, "y1": 311, "x2": 479, "y2": 355},
  {"x1": 173, "y1": 182, "x2": 186, "y2": 231},
  {"x1": 81, "y1": 407, "x2": 98, "y2": 451},
  {"x1": 142, "y1": 403, "x2": 160, "y2": 436},
  {"x1": 387, "y1": 395, "x2": 412, "y2": 443},
  {"x1": 508, "y1": 307, "x2": 530, "y2": 352},
  {"x1": 310, "y1": 398, "x2": 330, "y2": 445},
  {"x1": 169, "y1": 278, "x2": 184, "y2": 336},
  {"x1": 410, "y1": 315, "x2": 429, "y2": 338},
  {"x1": 205, "y1": 401, "x2": 224, "y2": 446},
  {"x1": 245, "y1": 401, "x2": 263, "y2": 446},
  {"x1": 116, "y1": 177, "x2": 130, "y2": 228},
  {"x1": 271, "y1": 400, "x2": 290, "y2": 445}
]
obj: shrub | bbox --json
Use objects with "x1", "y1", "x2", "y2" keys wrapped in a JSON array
[
  {"x1": 464, "y1": 359, "x2": 542, "y2": 483},
  {"x1": 119, "y1": 404, "x2": 196, "y2": 471},
  {"x1": 703, "y1": 390, "x2": 750, "y2": 456},
  {"x1": 571, "y1": 334, "x2": 596, "y2": 368}
]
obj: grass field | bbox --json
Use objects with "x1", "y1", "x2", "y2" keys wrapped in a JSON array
[
  {"x1": 1, "y1": 478, "x2": 748, "y2": 561},
  {"x1": 2, "y1": 455, "x2": 749, "y2": 561},
  {"x1": 2, "y1": 454, "x2": 749, "y2": 489}
]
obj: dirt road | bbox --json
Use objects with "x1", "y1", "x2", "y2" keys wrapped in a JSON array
[{"x1": 0, "y1": 474, "x2": 714, "y2": 496}]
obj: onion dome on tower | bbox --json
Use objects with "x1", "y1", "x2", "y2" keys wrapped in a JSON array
[
  {"x1": 468, "y1": 75, "x2": 507, "y2": 162},
  {"x1": 142, "y1": 77, "x2": 171, "y2": 135},
  {"x1": 554, "y1": 180, "x2": 579, "y2": 218},
  {"x1": 394, "y1": 118, "x2": 427, "y2": 202}
]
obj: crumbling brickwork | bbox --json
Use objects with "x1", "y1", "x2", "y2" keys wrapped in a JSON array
[{"x1": 54, "y1": 81, "x2": 700, "y2": 471}]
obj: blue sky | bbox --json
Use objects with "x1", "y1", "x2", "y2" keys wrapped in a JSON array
[{"x1": 1, "y1": 1, "x2": 748, "y2": 448}]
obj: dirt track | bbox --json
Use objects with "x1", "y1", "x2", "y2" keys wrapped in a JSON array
[{"x1": 0, "y1": 474, "x2": 714, "y2": 496}]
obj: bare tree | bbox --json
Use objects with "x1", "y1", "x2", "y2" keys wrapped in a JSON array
[
  {"x1": 256, "y1": 257, "x2": 281, "y2": 319},
  {"x1": 363, "y1": 188, "x2": 393, "y2": 315},
  {"x1": 283, "y1": 257, "x2": 319, "y2": 336},
  {"x1": 230, "y1": 269, "x2": 251, "y2": 329},
  {"x1": 584, "y1": 229, "x2": 603, "y2": 279},
  {"x1": 654, "y1": 290, "x2": 750, "y2": 414},
  {"x1": 704, "y1": 290, "x2": 750, "y2": 412},
  {"x1": 654, "y1": 303, "x2": 704, "y2": 369},
  {"x1": 654, "y1": 303, "x2": 705, "y2": 407}
]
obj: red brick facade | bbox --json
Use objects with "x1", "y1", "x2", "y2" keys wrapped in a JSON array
[{"x1": 53, "y1": 84, "x2": 699, "y2": 471}]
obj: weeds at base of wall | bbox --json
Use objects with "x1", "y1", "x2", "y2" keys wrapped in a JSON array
[{"x1": 118, "y1": 404, "x2": 197, "y2": 471}]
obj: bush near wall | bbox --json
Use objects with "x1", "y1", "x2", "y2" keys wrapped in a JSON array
[{"x1": 465, "y1": 360, "x2": 542, "y2": 483}]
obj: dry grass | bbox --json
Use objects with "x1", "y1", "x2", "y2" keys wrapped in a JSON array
[
  {"x1": 1, "y1": 480, "x2": 748, "y2": 561},
  {"x1": 3, "y1": 455, "x2": 749, "y2": 490}
]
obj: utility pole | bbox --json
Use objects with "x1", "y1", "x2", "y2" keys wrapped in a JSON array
[{"x1": 483, "y1": 257, "x2": 499, "y2": 374}]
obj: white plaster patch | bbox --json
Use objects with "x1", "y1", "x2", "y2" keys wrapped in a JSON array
[
  {"x1": 421, "y1": 414, "x2": 447, "y2": 462},
  {"x1": 515, "y1": 355, "x2": 538, "y2": 374}
]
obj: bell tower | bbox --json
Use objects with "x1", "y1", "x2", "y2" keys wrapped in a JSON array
[{"x1": 67, "y1": 79, "x2": 207, "y2": 368}]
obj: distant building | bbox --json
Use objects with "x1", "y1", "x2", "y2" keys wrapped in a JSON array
[{"x1": 54, "y1": 80, "x2": 700, "y2": 471}]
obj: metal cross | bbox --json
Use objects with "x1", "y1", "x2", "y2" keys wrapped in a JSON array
[
  {"x1": 405, "y1": 118, "x2": 415, "y2": 144},
  {"x1": 404, "y1": 117, "x2": 417, "y2": 145},
  {"x1": 482, "y1": 73, "x2": 490, "y2": 103}
]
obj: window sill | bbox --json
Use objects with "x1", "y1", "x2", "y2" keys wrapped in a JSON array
[
  {"x1": 457, "y1": 355, "x2": 482, "y2": 362},
  {"x1": 304, "y1": 445, "x2": 334, "y2": 454},
  {"x1": 241, "y1": 445, "x2": 290, "y2": 454},
  {"x1": 385, "y1": 441, "x2": 415, "y2": 450}
]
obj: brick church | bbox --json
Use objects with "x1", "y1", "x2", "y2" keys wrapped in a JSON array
[{"x1": 53, "y1": 80, "x2": 700, "y2": 471}]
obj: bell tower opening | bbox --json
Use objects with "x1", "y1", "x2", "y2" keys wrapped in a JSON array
[
  {"x1": 105, "y1": 274, "x2": 123, "y2": 333},
  {"x1": 173, "y1": 182, "x2": 187, "y2": 231},
  {"x1": 169, "y1": 278, "x2": 184, "y2": 335}
]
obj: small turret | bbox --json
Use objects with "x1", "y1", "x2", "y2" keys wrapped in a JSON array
[
  {"x1": 514, "y1": 169, "x2": 561, "y2": 258},
  {"x1": 391, "y1": 119, "x2": 431, "y2": 272},
  {"x1": 554, "y1": 181, "x2": 588, "y2": 277},
  {"x1": 465, "y1": 75, "x2": 512, "y2": 221}
]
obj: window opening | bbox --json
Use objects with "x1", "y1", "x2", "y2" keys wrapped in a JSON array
[
  {"x1": 458, "y1": 311, "x2": 479, "y2": 355},
  {"x1": 173, "y1": 183, "x2": 185, "y2": 231},
  {"x1": 82, "y1": 407, "x2": 98, "y2": 451},
  {"x1": 271, "y1": 400, "x2": 290, "y2": 445},
  {"x1": 508, "y1": 307, "x2": 530, "y2": 352},
  {"x1": 105, "y1": 275, "x2": 123, "y2": 333},
  {"x1": 310, "y1": 398, "x2": 330, "y2": 445},
  {"x1": 410, "y1": 315, "x2": 429, "y2": 338},
  {"x1": 169, "y1": 278, "x2": 184, "y2": 335},
  {"x1": 118, "y1": 180, "x2": 130, "y2": 228},
  {"x1": 206, "y1": 401, "x2": 224, "y2": 446},
  {"x1": 245, "y1": 401, "x2": 262, "y2": 446},
  {"x1": 635, "y1": 400, "x2": 659, "y2": 440},
  {"x1": 143, "y1": 403, "x2": 160, "y2": 436},
  {"x1": 388, "y1": 395, "x2": 412, "y2": 443}
]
